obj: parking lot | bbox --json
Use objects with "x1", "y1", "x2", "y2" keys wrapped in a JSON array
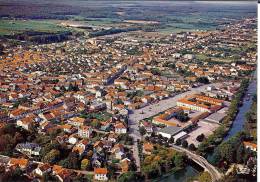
[{"x1": 185, "y1": 120, "x2": 220, "y2": 147}]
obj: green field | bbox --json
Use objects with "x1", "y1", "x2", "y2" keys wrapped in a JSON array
[{"x1": 0, "y1": 19, "x2": 68, "y2": 35}]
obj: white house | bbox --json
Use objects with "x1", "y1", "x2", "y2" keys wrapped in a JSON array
[
  {"x1": 114, "y1": 123, "x2": 127, "y2": 134},
  {"x1": 78, "y1": 126, "x2": 93, "y2": 138},
  {"x1": 94, "y1": 168, "x2": 108, "y2": 181}
]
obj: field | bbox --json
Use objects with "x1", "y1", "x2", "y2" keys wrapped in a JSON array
[
  {"x1": 0, "y1": 19, "x2": 68, "y2": 36},
  {"x1": 0, "y1": 1, "x2": 256, "y2": 35}
]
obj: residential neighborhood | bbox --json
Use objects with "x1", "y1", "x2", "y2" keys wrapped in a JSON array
[{"x1": 0, "y1": 2, "x2": 257, "y2": 182}]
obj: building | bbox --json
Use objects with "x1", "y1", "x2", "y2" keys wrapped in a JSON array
[
  {"x1": 243, "y1": 141, "x2": 257, "y2": 152},
  {"x1": 115, "y1": 123, "x2": 127, "y2": 134},
  {"x1": 68, "y1": 117, "x2": 85, "y2": 127},
  {"x1": 152, "y1": 107, "x2": 182, "y2": 126},
  {"x1": 35, "y1": 163, "x2": 52, "y2": 176},
  {"x1": 8, "y1": 158, "x2": 29, "y2": 170},
  {"x1": 177, "y1": 94, "x2": 223, "y2": 113},
  {"x1": 157, "y1": 126, "x2": 183, "y2": 139},
  {"x1": 15, "y1": 143, "x2": 41, "y2": 156},
  {"x1": 78, "y1": 126, "x2": 93, "y2": 138},
  {"x1": 94, "y1": 168, "x2": 108, "y2": 181},
  {"x1": 204, "y1": 112, "x2": 225, "y2": 123}
]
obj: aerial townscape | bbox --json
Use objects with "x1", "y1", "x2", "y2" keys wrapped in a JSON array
[{"x1": 0, "y1": 1, "x2": 257, "y2": 182}]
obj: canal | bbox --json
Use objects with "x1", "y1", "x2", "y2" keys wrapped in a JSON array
[{"x1": 224, "y1": 71, "x2": 257, "y2": 141}]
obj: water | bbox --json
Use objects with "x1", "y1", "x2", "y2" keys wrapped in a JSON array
[
  {"x1": 155, "y1": 166, "x2": 199, "y2": 182},
  {"x1": 224, "y1": 71, "x2": 257, "y2": 141}
]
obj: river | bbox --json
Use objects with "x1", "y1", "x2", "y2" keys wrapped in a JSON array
[
  {"x1": 155, "y1": 166, "x2": 200, "y2": 182},
  {"x1": 224, "y1": 71, "x2": 257, "y2": 141}
]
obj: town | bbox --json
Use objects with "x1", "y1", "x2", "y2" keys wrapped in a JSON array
[{"x1": 0, "y1": 7, "x2": 257, "y2": 182}]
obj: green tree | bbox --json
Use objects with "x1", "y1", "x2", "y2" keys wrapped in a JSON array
[
  {"x1": 198, "y1": 171, "x2": 212, "y2": 182},
  {"x1": 182, "y1": 140, "x2": 188, "y2": 148},
  {"x1": 175, "y1": 138, "x2": 181, "y2": 145},
  {"x1": 90, "y1": 120, "x2": 101, "y2": 129},
  {"x1": 81, "y1": 159, "x2": 90, "y2": 170},
  {"x1": 173, "y1": 153, "x2": 185, "y2": 168},
  {"x1": 189, "y1": 143, "x2": 196, "y2": 151},
  {"x1": 43, "y1": 149, "x2": 60, "y2": 164},
  {"x1": 118, "y1": 171, "x2": 136, "y2": 182},
  {"x1": 139, "y1": 126, "x2": 146, "y2": 136}
]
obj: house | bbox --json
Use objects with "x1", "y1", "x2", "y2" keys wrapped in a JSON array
[
  {"x1": 40, "y1": 121, "x2": 53, "y2": 131},
  {"x1": 111, "y1": 144, "x2": 125, "y2": 160},
  {"x1": 94, "y1": 168, "x2": 108, "y2": 181},
  {"x1": 16, "y1": 117, "x2": 34, "y2": 131},
  {"x1": 243, "y1": 141, "x2": 257, "y2": 152},
  {"x1": 120, "y1": 158, "x2": 131, "y2": 173},
  {"x1": 140, "y1": 121, "x2": 153, "y2": 133},
  {"x1": 115, "y1": 123, "x2": 127, "y2": 134},
  {"x1": 78, "y1": 126, "x2": 93, "y2": 138},
  {"x1": 68, "y1": 117, "x2": 85, "y2": 127},
  {"x1": 94, "y1": 141, "x2": 104, "y2": 152},
  {"x1": 8, "y1": 158, "x2": 29, "y2": 170},
  {"x1": 68, "y1": 134, "x2": 79, "y2": 145},
  {"x1": 52, "y1": 165, "x2": 72, "y2": 182},
  {"x1": 72, "y1": 139, "x2": 89, "y2": 155},
  {"x1": 90, "y1": 102, "x2": 106, "y2": 111},
  {"x1": 60, "y1": 124, "x2": 76, "y2": 133},
  {"x1": 34, "y1": 163, "x2": 52, "y2": 176},
  {"x1": 108, "y1": 133, "x2": 118, "y2": 143},
  {"x1": 92, "y1": 153, "x2": 102, "y2": 168},
  {"x1": 15, "y1": 143, "x2": 41, "y2": 156}
]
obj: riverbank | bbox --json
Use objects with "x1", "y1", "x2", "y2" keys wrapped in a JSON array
[{"x1": 223, "y1": 72, "x2": 257, "y2": 140}]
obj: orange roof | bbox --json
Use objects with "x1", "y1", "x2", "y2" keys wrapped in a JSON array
[
  {"x1": 154, "y1": 117, "x2": 178, "y2": 127},
  {"x1": 9, "y1": 158, "x2": 28, "y2": 167},
  {"x1": 94, "y1": 168, "x2": 108, "y2": 174},
  {"x1": 71, "y1": 117, "x2": 85, "y2": 123},
  {"x1": 115, "y1": 123, "x2": 126, "y2": 129},
  {"x1": 243, "y1": 141, "x2": 257, "y2": 149}
]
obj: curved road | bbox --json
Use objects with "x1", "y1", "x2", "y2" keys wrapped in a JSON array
[{"x1": 171, "y1": 145, "x2": 223, "y2": 182}]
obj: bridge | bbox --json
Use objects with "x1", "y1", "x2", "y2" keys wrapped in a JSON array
[{"x1": 171, "y1": 144, "x2": 223, "y2": 182}]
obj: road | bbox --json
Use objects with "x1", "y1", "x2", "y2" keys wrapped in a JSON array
[
  {"x1": 127, "y1": 83, "x2": 222, "y2": 176},
  {"x1": 171, "y1": 145, "x2": 223, "y2": 182}
]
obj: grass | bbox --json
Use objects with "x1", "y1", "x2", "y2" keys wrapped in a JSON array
[
  {"x1": 195, "y1": 53, "x2": 208, "y2": 61},
  {"x1": 0, "y1": 19, "x2": 68, "y2": 36}
]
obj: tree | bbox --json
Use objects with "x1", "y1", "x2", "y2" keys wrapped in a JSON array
[
  {"x1": 196, "y1": 134, "x2": 205, "y2": 142},
  {"x1": 173, "y1": 153, "x2": 185, "y2": 168},
  {"x1": 118, "y1": 171, "x2": 136, "y2": 182},
  {"x1": 43, "y1": 149, "x2": 60, "y2": 164},
  {"x1": 175, "y1": 138, "x2": 181, "y2": 145},
  {"x1": 139, "y1": 126, "x2": 146, "y2": 136},
  {"x1": 168, "y1": 137, "x2": 174, "y2": 144},
  {"x1": 90, "y1": 120, "x2": 101, "y2": 129},
  {"x1": 197, "y1": 77, "x2": 209, "y2": 84},
  {"x1": 198, "y1": 171, "x2": 212, "y2": 182},
  {"x1": 182, "y1": 140, "x2": 188, "y2": 148},
  {"x1": 67, "y1": 151, "x2": 79, "y2": 169},
  {"x1": 40, "y1": 142, "x2": 60, "y2": 158},
  {"x1": 81, "y1": 159, "x2": 90, "y2": 170},
  {"x1": 236, "y1": 144, "x2": 245, "y2": 163},
  {"x1": 189, "y1": 143, "x2": 196, "y2": 151},
  {"x1": 87, "y1": 150, "x2": 93, "y2": 158}
]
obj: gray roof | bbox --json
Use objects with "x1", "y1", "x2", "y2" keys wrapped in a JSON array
[
  {"x1": 158, "y1": 126, "x2": 183, "y2": 136},
  {"x1": 205, "y1": 112, "x2": 225, "y2": 122}
]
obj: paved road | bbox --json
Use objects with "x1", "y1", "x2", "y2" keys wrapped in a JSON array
[
  {"x1": 171, "y1": 145, "x2": 223, "y2": 182},
  {"x1": 127, "y1": 83, "x2": 222, "y2": 176}
]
